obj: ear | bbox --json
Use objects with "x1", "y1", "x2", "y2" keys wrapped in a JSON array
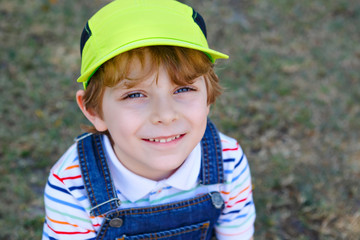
[{"x1": 76, "y1": 90, "x2": 108, "y2": 132}]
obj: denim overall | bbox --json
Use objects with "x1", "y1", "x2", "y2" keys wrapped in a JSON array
[{"x1": 77, "y1": 120, "x2": 225, "y2": 240}]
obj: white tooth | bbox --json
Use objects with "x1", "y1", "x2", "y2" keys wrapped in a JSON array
[{"x1": 148, "y1": 135, "x2": 181, "y2": 143}]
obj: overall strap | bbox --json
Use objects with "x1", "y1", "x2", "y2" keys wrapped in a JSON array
[
  {"x1": 199, "y1": 119, "x2": 225, "y2": 185},
  {"x1": 76, "y1": 133, "x2": 120, "y2": 217}
]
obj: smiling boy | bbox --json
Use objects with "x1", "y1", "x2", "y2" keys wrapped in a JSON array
[
  {"x1": 77, "y1": 48, "x2": 211, "y2": 181},
  {"x1": 42, "y1": 1, "x2": 255, "y2": 239}
]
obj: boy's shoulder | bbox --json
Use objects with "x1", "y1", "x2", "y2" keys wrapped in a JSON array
[
  {"x1": 50, "y1": 142, "x2": 80, "y2": 179},
  {"x1": 47, "y1": 141, "x2": 89, "y2": 200},
  {"x1": 218, "y1": 132, "x2": 244, "y2": 156}
]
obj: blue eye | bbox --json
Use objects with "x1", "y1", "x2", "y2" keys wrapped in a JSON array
[
  {"x1": 175, "y1": 87, "x2": 194, "y2": 94},
  {"x1": 125, "y1": 92, "x2": 144, "y2": 99}
]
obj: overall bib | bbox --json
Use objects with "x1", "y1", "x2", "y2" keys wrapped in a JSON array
[{"x1": 77, "y1": 120, "x2": 225, "y2": 240}]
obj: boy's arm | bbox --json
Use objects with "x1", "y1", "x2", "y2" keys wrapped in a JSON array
[
  {"x1": 42, "y1": 147, "x2": 101, "y2": 240},
  {"x1": 215, "y1": 141, "x2": 256, "y2": 240},
  {"x1": 42, "y1": 170, "x2": 99, "y2": 240}
]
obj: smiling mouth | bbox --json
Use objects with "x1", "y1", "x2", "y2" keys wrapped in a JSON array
[{"x1": 145, "y1": 134, "x2": 183, "y2": 143}]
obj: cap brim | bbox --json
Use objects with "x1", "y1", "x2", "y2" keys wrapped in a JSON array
[{"x1": 77, "y1": 38, "x2": 228, "y2": 87}]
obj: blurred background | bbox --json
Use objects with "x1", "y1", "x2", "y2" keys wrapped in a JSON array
[{"x1": 0, "y1": 0, "x2": 359, "y2": 239}]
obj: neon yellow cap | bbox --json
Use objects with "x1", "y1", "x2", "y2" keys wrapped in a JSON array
[{"x1": 78, "y1": 0, "x2": 229, "y2": 89}]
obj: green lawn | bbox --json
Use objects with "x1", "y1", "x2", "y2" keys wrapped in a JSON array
[{"x1": 1, "y1": 0, "x2": 359, "y2": 239}]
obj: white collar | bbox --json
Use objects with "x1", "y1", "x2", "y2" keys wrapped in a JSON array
[{"x1": 104, "y1": 135, "x2": 201, "y2": 202}]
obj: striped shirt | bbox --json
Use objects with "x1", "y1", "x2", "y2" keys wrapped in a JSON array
[{"x1": 42, "y1": 133, "x2": 255, "y2": 240}]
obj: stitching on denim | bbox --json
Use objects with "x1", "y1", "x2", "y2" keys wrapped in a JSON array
[
  {"x1": 99, "y1": 212, "x2": 122, "y2": 239},
  {"x1": 109, "y1": 194, "x2": 211, "y2": 217},
  {"x1": 147, "y1": 222, "x2": 209, "y2": 239},
  {"x1": 209, "y1": 121, "x2": 224, "y2": 184},
  {"x1": 95, "y1": 135, "x2": 114, "y2": 208},
  {"x1": 209, "y1": 123, "x2": 220, "y2": 183},
  {"x1": 200, "y1": 122, "x2": 211, "y2": 185},
  {"x1": 79, "y1": 139, "x2": 99, "y2": 215},
  {"x1": 200, "y1": 222, "x2": 210, "y2": 240},
  {"x1": 98, "y1": 222, "x2": 110, "y2": 240},
  {"x1": 148, "y1": 223, "x2": 207, "y2": 239},
  {"x1": 201, "y1": 120, "x2": 224, "y2": 185},
  {"x1": 204, "y1": 138, "x2": 210, "y2": 185}
]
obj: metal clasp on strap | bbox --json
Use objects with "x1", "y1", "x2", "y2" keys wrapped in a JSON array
[
  {"x1": 89, "y1": 198, "x2": 121, "y2": 216},
  {"x1": 209, "y1": 192, "x2": 224, "y2": 209}
]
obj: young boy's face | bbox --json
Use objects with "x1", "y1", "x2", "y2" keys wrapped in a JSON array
[{"x1": 91, "y1": 52, "x2": 210, "y2": 180}]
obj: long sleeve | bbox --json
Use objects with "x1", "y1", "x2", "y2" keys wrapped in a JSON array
[
  {"x1": 42, "y1": 144, "x2": 102, "y2": 240},
  {"x1": 215, "y1": 133, "x2": 256, "y2": 240}
]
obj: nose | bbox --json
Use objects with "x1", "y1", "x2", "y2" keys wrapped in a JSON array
[{"x1": 150, "y1": 96, "x2": 179, "y2": 125}]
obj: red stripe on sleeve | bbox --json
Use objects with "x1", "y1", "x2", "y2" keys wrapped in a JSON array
[
  {"x1": 61, "y1": 175, "x2": 82, "y2": 181},
  {"x1": 53, "y1": 173, "x2": 64, "y2": 184},
  {"x1": 225, "y1": 190, "x2": 252, "y2": 208},
  {"x1": 222, "y1": 143, "x2": 240, "y2": 152},
  {"x1": 47, "y1": 223, "x2": 94, "y2": 235}
]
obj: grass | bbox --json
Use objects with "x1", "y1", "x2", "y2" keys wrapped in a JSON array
[{"x1": 1, "y1": 0, "x2": 359, "y2": 239}]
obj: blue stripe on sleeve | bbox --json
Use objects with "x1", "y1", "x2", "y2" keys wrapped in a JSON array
[
  {"x1": 223, "y1": 158, "x2": 235, "y2": 162},
  {"x1": 42, "y1": 229, "x2": 58, "y2": 240},
  {"x1": 45, "y1": 193, "x2": 86, "y2": 212},
  {"x1": 72, "y1": 156, "x2": 79, "y2": 163},
  {"x1": 234, "y1": 154, "x2": 244, "y2": 169},
  {"x1": 47, "y1": 181, "x2": 70, "y2": 195},
  {"x1": 232, "y1": 164, "x2": 248, "y2": 183},
  {"x1": 76, "y1": 195, "x2": 88, "y2": 201},
  {"x1": 221, "y1": 201, "x2": 253, "y2": 216},
  {"x1": 69, "y1": 185, "x2": 85, "y2": 191}
]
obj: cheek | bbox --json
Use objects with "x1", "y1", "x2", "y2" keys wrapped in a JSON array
[
  {"x1": 185, "y1": 101, "x2": 209, "y2": 122},
  {"x1": 103, "y1": 106, "x2": 144, "y2": 135}
]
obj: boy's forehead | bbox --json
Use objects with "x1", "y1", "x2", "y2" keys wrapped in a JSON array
[
  {"x1": 109, "y1": 72, "x2": 163, "y2": 91},
  {"x1": 111, "y1": 72, "x2": 203, "y2": 92}
]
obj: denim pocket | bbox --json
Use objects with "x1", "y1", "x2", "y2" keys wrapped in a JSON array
[{"x1": 117, "y1": 221, "x2": 210, "y2": 240}]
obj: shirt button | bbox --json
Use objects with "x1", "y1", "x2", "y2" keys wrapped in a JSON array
[{"x1": 109, "y1": 218, "x2": 123, "y2": 228}]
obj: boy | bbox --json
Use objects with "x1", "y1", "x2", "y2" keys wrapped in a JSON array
[{"x1": 42, "y1": 0, "x2": 255, "y2": 239}]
